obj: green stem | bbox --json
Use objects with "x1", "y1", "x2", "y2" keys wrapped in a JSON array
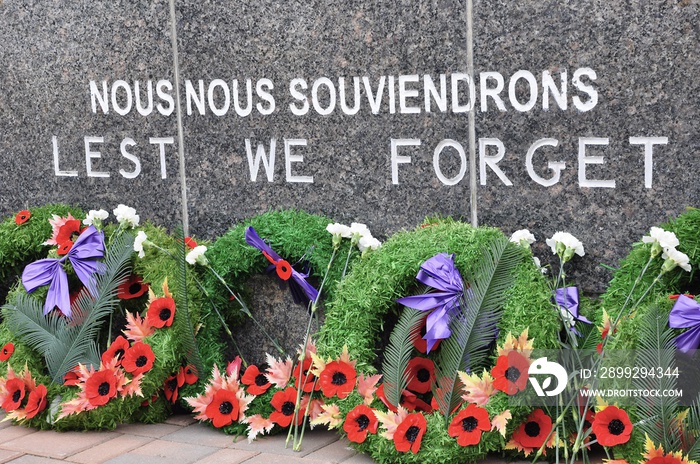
[{"x1": 341, "y1": 244, "x2": 354, "y2": 278}]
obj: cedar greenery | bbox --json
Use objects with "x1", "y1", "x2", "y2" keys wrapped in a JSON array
[{"x1": 2, "y1": 231, "x2": 134, "y2": 383}]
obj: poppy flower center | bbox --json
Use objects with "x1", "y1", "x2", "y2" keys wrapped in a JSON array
[
  {"x1": 608, "y1": 419, "x2": 625, "y2": 435},
  {"x1": 129, "y1": 283, "x2": 143, "y2": 295},
  {"x1": 405, "y1": 425, "x2": 421, "y2": 443},
  {"x1": 136, "y1": 355, "x2": 148, "y2": 367},
  {"x1": 255, "y1": 374, "x2": 268, "y2": 387},
  {"x1": 524, "y1": 421, "x2": 541, "y2": 437},
  {"x1": 2, "y1": 348, "x2": 8, "y2": 355},
  {"x1": 70, "y1": 231, "x2": 80, "y2": 242},
  {"x1": 115, "y1": 349, "x2": 125, "y2": 359},
  {"x1": 167, "y1": 378, "x2": 178, "y2": 391},
  {"x1": 219, "y1": 401, "x2": 233, "y2": 415},
  {"x1": 461, "y1": 416, "x2": 478, "y2": 432},
  {"x1": 98, "y1": 382, "x2": 111, "y2": 396},
  {"x1": 504, "y1": 367, "x2": 521, "y2": 382},
  {"x1": 331, "y1": 371, "x2": 347, "y2": 386},
  {"x1": 355, "y1": 414, "x2": 370, "y2": 431},
  {"x1": 12, "y1": 390, "x2": 21, "y2": 402},
  {"x1": 282, "y1": 401, "x2": 295, "y2": 416},
  {"x1": 159, "y1": 308, "x2": 172, "y2": 321},
  {"x1": 416, "y1": 368, "x2": 430, "y2": 383}
]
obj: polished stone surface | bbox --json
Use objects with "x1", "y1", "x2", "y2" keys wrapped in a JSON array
[{"x1": 1, "y1": 1, "x2": 698, "y2": 294}]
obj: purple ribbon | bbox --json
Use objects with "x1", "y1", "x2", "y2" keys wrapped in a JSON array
[
  {"x1": 669, "y1": 295, "x2": 700, "y2": 353},
  {"x1": 22, "y1": 225, "x2": 105, "y2": 318},
  {"x1": 244, "y1": 226, "x2": 319, "y2": 304},
  {"x1": 396, "y1": 253, "x2": 465, "y2": 353},
  {"x1": 555, "y1": 287, "x2": 591, "y2": 336}
]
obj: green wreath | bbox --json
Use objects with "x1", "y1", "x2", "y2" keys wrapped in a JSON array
[
  {"x1": 314, "y1": 219, "x2": 561, "y2": 463},
  {"x1": 184, "y1": 209, "x2": 360, "y2": 411},
  {"x1": 596, "y1": 208, "x2": 700, "y2": 462},
  {"x1": 0, "y1": 210, "x2": 204, "y2": 430}
]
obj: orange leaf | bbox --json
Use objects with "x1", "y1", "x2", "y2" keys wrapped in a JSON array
[
  {"x1": 264, "y1": 354, "x2": 293, "y2": 388},
  {"x1": 491, "y1": 409, "x2": 511, "y2": 437},
  {"x1": 458, "y1": 370, "x2": 495, "y2": 406},
  {"x1": 123, "y1": 311, "x2": 154, "y2": 342}
]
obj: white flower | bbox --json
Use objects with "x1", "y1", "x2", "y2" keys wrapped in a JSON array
[
  {"x1": 642, "y1": 226, "x2": 680, "y2": 258},
  {"x1": 510, "y1": 229, "x2": 536, "y2": 248},
  {"x1": 661, "y1": 248, "x2": 691, "y2": 273},
  {"x1": 113, "y1": 204, "x2": 140, "y2": 228},
  {"x1": 358, "y1": 235, "x2": 381, "y2": 254},
  {"x1": 326, "y1": 223, "x2": 351, "y2": 248},
  {"x1": 186, "y1": 245, "x2": 209, "y2": 266},
  {"x1": 350, "y1": 222, "x2": 371, "y2": 245},
  {"x1": 134, "y1": 231, "x2": 148, "y2": 258},
  {"x1": 546, "y1": 232, "x2": 584, "y2": 263},
  {"x1": 83, "y1": 209, "x2": 109, "y2": 226}
]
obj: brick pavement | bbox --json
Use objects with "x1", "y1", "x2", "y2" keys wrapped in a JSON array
[{"x1": 0, "y1": 413, "x2": 603, "y2": 463}]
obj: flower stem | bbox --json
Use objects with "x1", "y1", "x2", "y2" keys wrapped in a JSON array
[{"x1": 341, "y1": 244, "x2": 354, "y2": 279}]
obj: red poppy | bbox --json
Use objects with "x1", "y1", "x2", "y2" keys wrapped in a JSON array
[
  {"x1": 23, "y1": 384, "x2": 48, "y2": 419},
  {"x1": 592, "y1": 405, "x2": 633, "y2": 447},
  {"x1": 293, "y1": 357, "x2": 320, "y2": 393},
  {"x1": 15, "y1": 210, "x2": 31, "y2": 225},
  {"x1": 491, "y1": 350, "x2": 530, "y2": 395},
  {"x1": 182, "y1": 365, "x2": 198, "y2": 385},
  {"x1": 343, "y1": 404, "x2": 378, "y2": 443},
  {"x1": 55, "y1": 219, "x2": 84, "y2": 255},
  {"x1": 117, "y1": 275, "x2": 149, "y2": 300},
  {"x1": 270, "y1": 386, "x2": 303, "y2": 428},
  {"x1": 122, "y1": 342, "x2": 155, "y2": 375},
  {"x1": 394, "y1": 412, "x2": 427, "y2": 453},
  {"x1": 2, "y1": 378, "x2": 26, "y2": 411},
  {"x1": 101, "y1": 336, "x2": 130, "y2": 367},
  {"x1": 241, "y1": 365, "x2": 272, "y2": 395},
  {"x1": 146, "y1": 297, "x2": 176, "y2": 328},
  {"x1": 64, "y1": 366, "x2": 81, "y2": 386},
  {"x1": 185, "y1": 236, "x2": 198, "y2": 249},
  {"x1": 405, "y1": 357, "x2": 435, "y2": 394},
  {"x1": 85, "y1": 369, "x2": 118, "y2": 406},
  {"x1": 430, "y1": 387, "x2": 461, "y2": 414},
  {"x1": 205, "y1": 389, "x2": 240, "y2": 427},
  {"x1": 411, "y1": 316, "x2": 442, "y2": 353},
  {"x1": 57, "y1": 241, "x2": 73, "y2": 256},
  {"x1": 448, "y1": 403, "x2": 491, "y2": 446},
  {"x1": 319, "y1": 360, "x2": 357, "y2": 399},
  {"x1": 376, "y1": 384, "x2": 432, "y2": 413},
  {"x1": 164, "y1": 369, "x2": 186, "y2": 403},
  {"x1": 512, "y1": 409, "x2": 553, "y2": 449},
  {"x1": 0, "y1": 342, "x2": 14, "y2": 361}
]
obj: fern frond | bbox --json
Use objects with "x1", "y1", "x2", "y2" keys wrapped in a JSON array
[
  {"x1": 175, "y1": 228, "x2": 204, "y2": 377},
  {"x1": 633, "y1": 304, "x2": 681, "y2": 452},
  {"x1": 684, "y1": 393, "x2": 700, "y2": 461},
  {"x1": 434, "y1": 235, "x2": 521, "y2": 421},
  {"x1": 381, "y1": 307, "x2": 425, "y2": 408},
  {"x1": 3, "y1": 231, "x2": 134, "y2": 384}
]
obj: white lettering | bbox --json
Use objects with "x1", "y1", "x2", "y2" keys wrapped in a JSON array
[
  {"x1": 572, "y1": 68, "x2": 598, "y2": 112},
  {"x1": 433, "y1": 139, "x2": 467, "y2": 185},
  {"x1": 390, "y1": 138, "x2": 419, "y2": 184},
  {"x1": 119, "y1": 137, "x2": 141, "y2": 179},
  {"x1": 289, "y1": 78, "x2": 309, "y2": 116},
  {"x1": 578, "y1": 137, "x2": 614, "y2": 188},
  {"x1": 284, "y1": 139, "x2": 313, "y2": 183},
  {"x1": 52, "y1": 136, "x2": 78, "y2": 177},
  {"x1": 480, "y1": 72, "x2": 506, "y2": 112},
  {"x1": 479, "y1": 138, "x2": 512, "y2": 186},
  {"x1": 245, "y1": 138, "x2": 276, "y2": 182},
  {"x1": 208, "y1": 79, "x2": 231, "y2": 117},
  {"x1": 629, "y1": 136, "x2": 668, "y2": 188},
  {"x1": 85, "y1": 136, "x2": 109, "y2": 178},
  {"x1": 526, "y1": 138, "x2": 565, "y2": 187},
  {"x1": 398, "y1": 74, "x2": 420, "y2": 114},
  {"x1": 508, "y1": 70, "x2": 538, "y2": 112},
  {"x1": 149, "y1": 137, "x2": 174, "y2": 179},
  {"x1": 311, "y1": 77, "x2": 336, "y2": 116}
]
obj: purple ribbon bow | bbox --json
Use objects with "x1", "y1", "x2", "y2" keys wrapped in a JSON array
[
  {"x1": 555, "y1": 287, "x2": 591, "y2": 336},
  {"x1": 244, "y1": 226, "x2": 319, "y2": 304},
  {"x1": 396, "y1": 253, "x2": 465, "y2": 353},
  {"x1": 22, "y1": 225, "x2": 105, "y2": 318},
  {"x1": 669, "y1": 295, "x2": 700, "y2": 353}
]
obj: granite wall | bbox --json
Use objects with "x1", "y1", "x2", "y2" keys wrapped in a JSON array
[{"x1": 1, "y1": 0, "x2": 698, "y2": 293}]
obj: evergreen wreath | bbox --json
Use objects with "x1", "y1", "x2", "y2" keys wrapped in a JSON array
[
  {"x1": 188, "y1": 209, "x2": 359, "y2": 414},
  {"x1": 0, "y1": 208, "x2": 204, "y2": 430}
]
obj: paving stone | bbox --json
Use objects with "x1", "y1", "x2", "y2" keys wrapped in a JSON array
[
  {"x1": 231, "y1": 429, "x2": 339, "y2": 457},
  {"x1": 104, "y1": 439, "x2": 218, "y2": 464},
  {"x1": 67, "y1": 434, "x2": 151, "y2": 464},
  {"x1": 239, "y1": 454, "x2": 333, "y2": 464},
  {"x1": 304, "y1": 438, "x2": 357, "y2": 463},
  {"x1": 114, "y1": 422, "x2": 182, "y2": 438},
  {"x1": 161, "y1": 422, "x2": 236, "y2": 448},
  {"x1": 164, "y1": 414, "x2": 197, "y2": 427},
  {"x1": 1, "y1": 430, "x2": 117, "y2": 459},
  {"x1": 0, "y1": 449, "x2": 23, "y2": 464},
  {"x1": 1, "y1": 457, "x2": 66, "y2": 464},
  {"x1": 338, "y1": 452, "x2": 377, "y2": 464},
  {"x1": 190, "y1": 448, "x2": 258, "y2": 464},
  {"x1": 0, "y1": 427, "x2": 37, "y2": 445}
]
